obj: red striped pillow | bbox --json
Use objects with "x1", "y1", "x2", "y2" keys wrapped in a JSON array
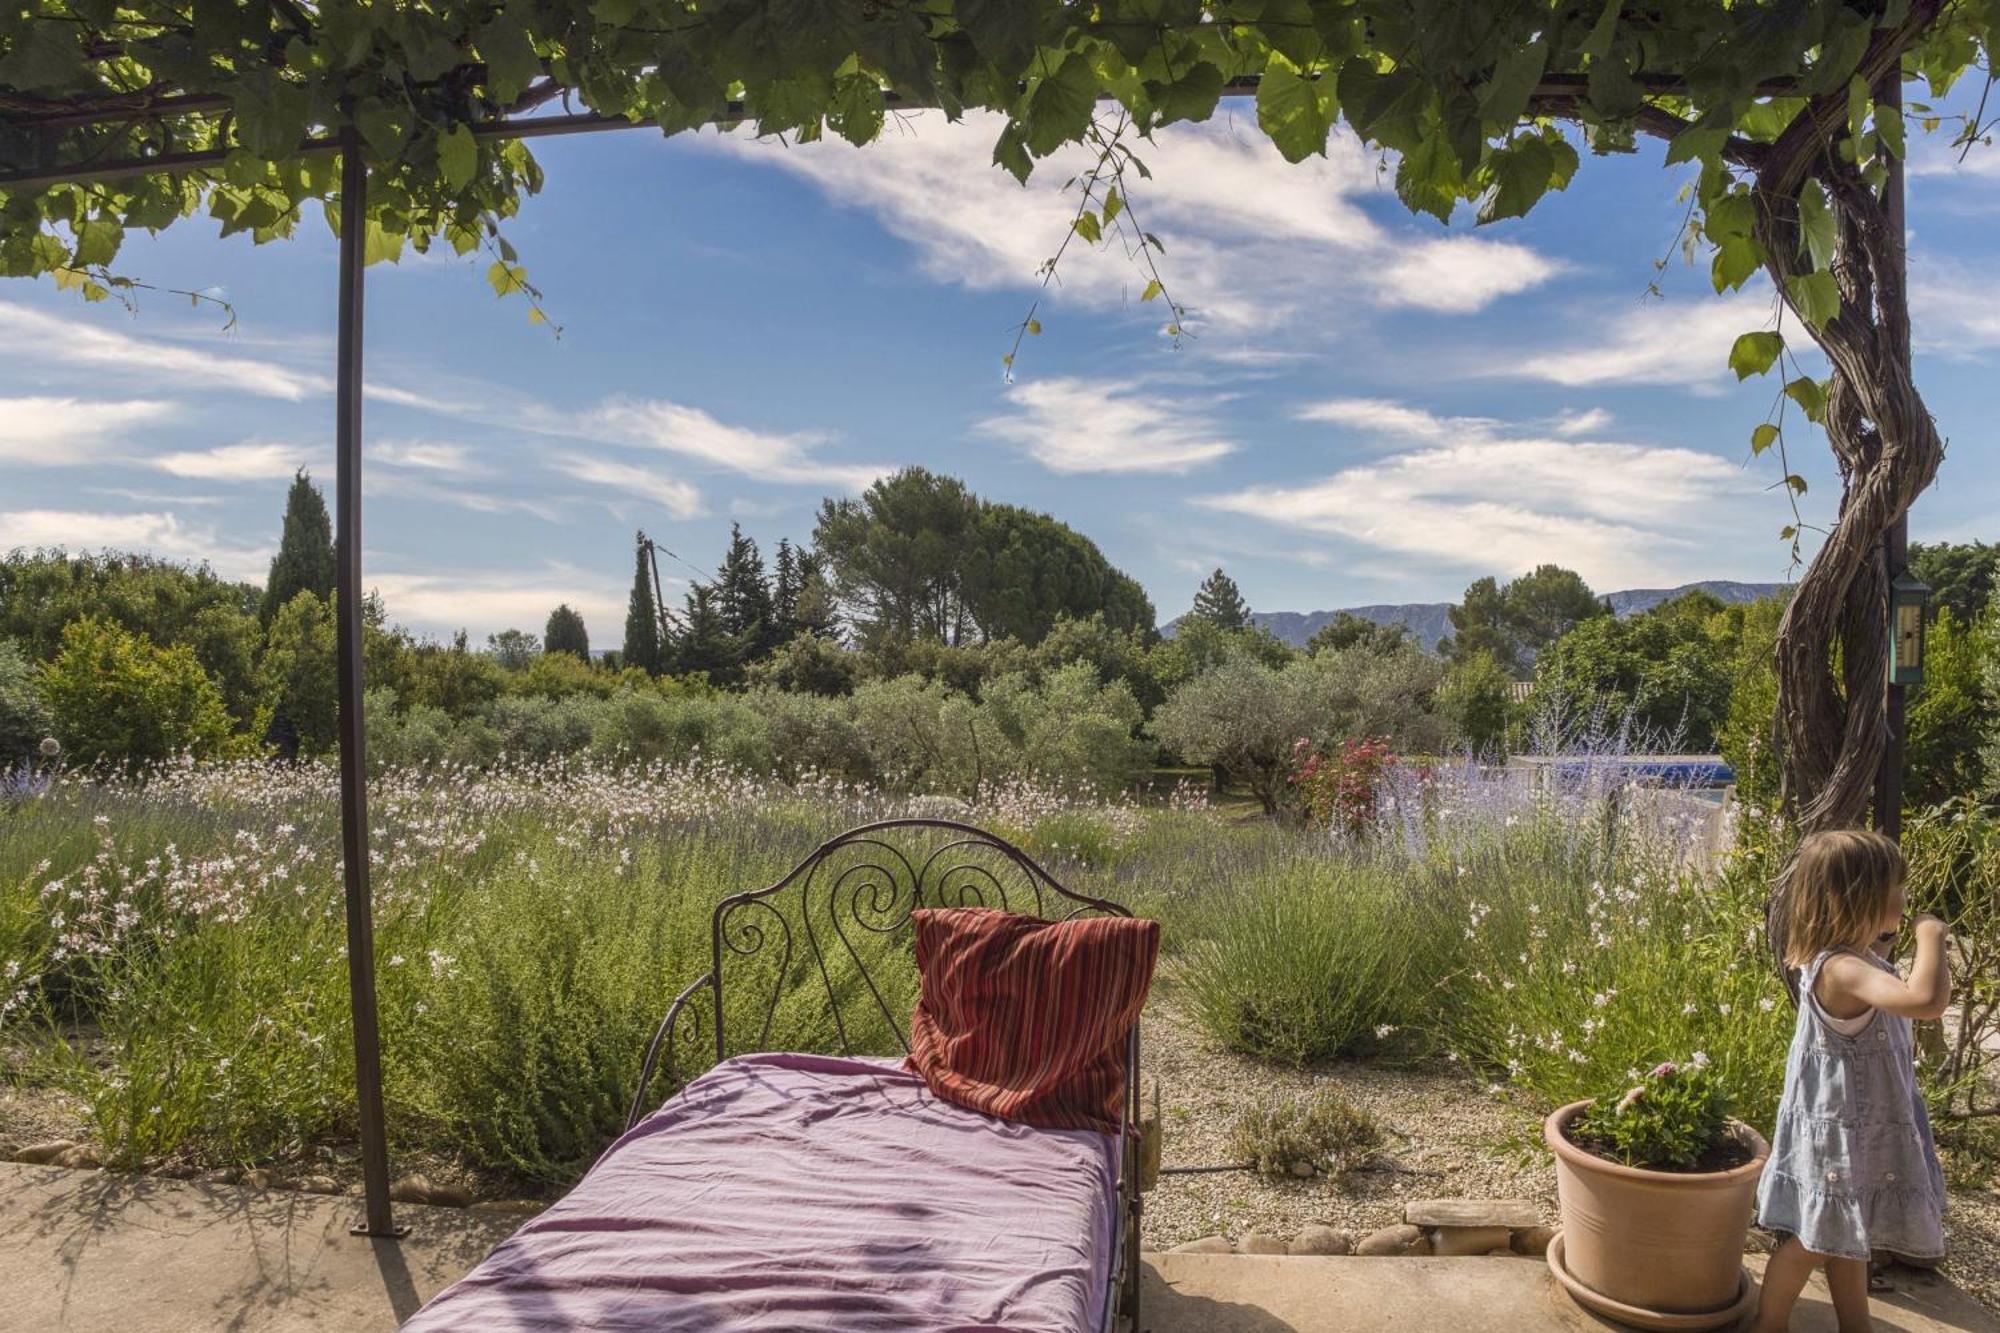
[{"x1": 906, "y1": 906, "x2": 1159, "y2": 1135}]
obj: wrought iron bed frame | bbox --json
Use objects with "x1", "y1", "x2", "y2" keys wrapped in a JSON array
[{"x1": 623, "y1": 817, "x2": 1144, "y2": 1331}]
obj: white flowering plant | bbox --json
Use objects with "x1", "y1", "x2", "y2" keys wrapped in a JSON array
[{"x1": 1571, "y1": 1058, "x2": 1735, "y2": 1172}]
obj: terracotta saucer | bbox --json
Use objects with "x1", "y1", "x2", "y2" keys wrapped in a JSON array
[{"x1": 1546, "y1": 1231, "x2": 1759, "y2": 1331}]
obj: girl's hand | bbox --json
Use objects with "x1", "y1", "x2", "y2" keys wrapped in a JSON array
[{"x1": 1911, "y1": 913, "x2": 1947, "y2": 940}]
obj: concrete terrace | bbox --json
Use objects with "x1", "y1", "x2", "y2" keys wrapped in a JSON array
[{"x1": 3, "y1": 1162, "x2": 1996, "y2": 1333}]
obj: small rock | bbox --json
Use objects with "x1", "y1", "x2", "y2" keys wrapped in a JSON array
[
  {"x1": 199, "y1": 1168, "x2": 242, "y2": 1185},
  {"x1": 1405, "y1": 1198, "x2": 1541, "y2": 1230},
  {"x1": 1239, "y1": 1229, "x2": 1289, "y2": 1255},
  {"x1": 0, "y1": 1140, "x2": 20, "y2": 1160},
  {"x1": 1289, "y1": 1226, "x2": 1352, "y2": 1256},
  {"x1": 52, "y1": 1144, "x2": 103, "y2": 1170},
  {"x1": 14, "y1": 1139, "x2": 76, "y2": 1165},
  {"x1": 1169, "y1": 1235, "x2": 1234, "y2": 1254},
  {"x1": 1511, "y1": 1225, "x2": 1555, "y2": 1257},
  {"x1": 1486, "y1": 1247, "x2": 1516, "y2": 1257},
  {"x1": 1289, "y1": 1160, "x2": 1316, "y2": 1178},
  {"x1": 1430, "y1": 1224, "x2": 1512, "y2": 1257},
  {"x1": 240, "y1": 1168, "x2": 278, "y2": 1189},
  {"x1": 1356, "y1": 1223, "x2": 1426, "y2": 1257},
  {"x1": 469, "y1": 1199, "x2": 545, "y2": 1216},
  {"x1": 295, "y1": 1175, "x2": 342, "y2": 1195},
  {"x1": 389, "y1": 1173, "x2": 436, "y2": 1204}
]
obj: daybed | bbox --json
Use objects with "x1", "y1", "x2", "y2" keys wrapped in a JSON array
[{"x1": 400, "y1": 818, "x2": 1146, "y2": 1332}]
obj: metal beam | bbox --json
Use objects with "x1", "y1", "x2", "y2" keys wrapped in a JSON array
[{"x1": 333, "y1": 125, "x2": 402, "y2": 1241}]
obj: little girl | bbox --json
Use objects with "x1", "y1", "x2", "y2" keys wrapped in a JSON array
[{"x1": 1753, "y1": 829, "x2": 1951, "y2": 1332}]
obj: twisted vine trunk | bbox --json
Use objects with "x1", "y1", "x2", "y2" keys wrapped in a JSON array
[{"x1": 1753, "y1": 6, "x2": 1946, "y2": 977}]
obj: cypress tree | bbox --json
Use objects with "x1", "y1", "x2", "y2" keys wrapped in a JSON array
[
  {"x1": 772, "y1": 538, "x2": 800, "y2": 641},
  {"x1": 622, "y1": 541, "x2": 664, "y2": 675},
  {"x1": 713, "y1": 523, "x2": 776, "y2": 659},
  {"x1": 675, "y1": 582, "x2": 737, "y2": 682},
  {"x1": 261, "y1": 470, "x2": 336, "y2": 624},
  {"x1": 545, "y1": 603, "x2": 590, "y2": 660},
  {"x1": 1186, "y1": 568, "x2": 1251, "y2": 632}
]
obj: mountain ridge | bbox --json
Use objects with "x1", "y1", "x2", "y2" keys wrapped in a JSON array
[{"x1": 1168, "y1": 580, "x2": 1788, "y2": 651}]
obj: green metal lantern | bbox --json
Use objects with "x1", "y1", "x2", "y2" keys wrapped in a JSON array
[{"x1": 1890, "y1": 572, "x2": 1932, "y2": 687}]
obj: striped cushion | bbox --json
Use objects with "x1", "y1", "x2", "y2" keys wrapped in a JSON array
[{"x1": 906, "y1": 906, "x2": 1159, "y2": 1135}]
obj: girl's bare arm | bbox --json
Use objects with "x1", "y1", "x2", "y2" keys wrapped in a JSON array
[{"x1": 1819, "y1": 918, "x2": 1952, "y2": 1021}]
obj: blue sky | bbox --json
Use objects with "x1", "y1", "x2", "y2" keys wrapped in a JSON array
[{"x1": 3, "y1": 96, "x2": 1996, "y2": 642}]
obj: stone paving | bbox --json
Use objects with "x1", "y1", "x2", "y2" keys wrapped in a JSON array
[{"x1": 4, "y1": 1162, "x2": 1996, "y2": 1332}]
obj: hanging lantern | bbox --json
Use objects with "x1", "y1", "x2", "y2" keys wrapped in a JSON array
[{"x1": 1890, "y1": 572, "x2": 1932, "y2": 687}]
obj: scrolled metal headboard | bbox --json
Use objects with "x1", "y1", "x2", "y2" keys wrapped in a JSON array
[{"x1": 627, "y1": 817, "x2": 1131, "y2": 1127}]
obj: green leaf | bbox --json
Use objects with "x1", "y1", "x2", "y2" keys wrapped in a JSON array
[
  {"x1": 592, "y1": 0, "x2": 642, "y2": 23},
  {"x1": 1025, "y1": 318, "x2": 1042, "y2": 335},
  {"x1": 486, "y1": 258, "x2": 525, "y2": 295},
  {"x1": 1395, "y1": 132, "x2": 1461, "y2": 223},
  {"x1": 1073, "y1": 210, "x2": 1102, "y2": 244},
  {"x1": 1022, "y1": 53, "x2": 1097, "y2": 156},
  {"x1": 1751, "y1": 423, "x2": 1780, "y2": 456},
  {"x1": 1710, "y1": 235, "x2": 1763, "y2": 293},
  {"x1": 438, "y1": 125, "x2": 478, "y2": 190},
  {"x1": 992, "y1": 122, "x2": 1033, "y2": 184},
  {"x1": 1479, "y1": 39, "x2": 1548, "y2": 131},
  {"x1": 1339, "y1": 59, "x2": 1427, "y2": 153},
  {"x1": 1784, "y1": 376, "x2": 1828, "y2": 423},
  {"x1": 1151, "y1": 60, "x2": 1226, "y2": 126},
  {"x1": 957, "y1": 0, "x2": 1046, "y2": 73},
  {"x1": 1140, "y1": 279, "x2": 1163, "y2": 302},
  {"x1": 1796, "y1": 180, "x2": 1835, "y2": 272},
  {"x1": 1786, "y1": 270, "x2": 1840, "y2": 330},
  {"x1": 365, "y1": 221, "x2": 405, "y2": 267},
  {"x1": 1876, "y1": 102, "x2": 1905, "y2": 160},
  {"x1": 72, "y1": 218, "x2": 122, "y2": 269},
  {"x1": 1784, "y1": 474, "x2": 1809, "y2": 495},
  {"x1": 1579, "y1": 0, "x2": 1623, "y2": 61},
  {"x1": 1587, "y1": 53, "x2": 1643, "y2": 118},
  {"x1": 0, "y1": 20, "x2": 85, "y2": 90},
  {"x1": 1478, "y1": 135, "x2": 1554, "y2": 224},
  {"x1": 829, "y1": 72, "x2": 886, "y2": 146},
  {"x1": 478, "y1": 16, "x2": 544, "y2": 104},
  {"x1": 1258, "y1": 57, "x2": 1338, "y2": 163},
  {"x1": 1729, "y1": 331, "x2": 1784, "y2": 380},
  {"x1": 1102, "y1": 188, "x2": 1123, "y2": 225},
  {"x1": 1704, "y1": 190, "x2": 1755, "y2": 242}
]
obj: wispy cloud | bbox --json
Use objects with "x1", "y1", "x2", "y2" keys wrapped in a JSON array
[
  {"x1": 561, "y1": 397, "x2": 888, "y2": 490},
  {"x1": 0, "y1": 396, "x2": 178, "y2": 464},
  {"x1": 704, "y1": 112, "x2": 1560, "y2": 339},
  {"x1": 1197, "y1": 400, "x2": 1758, "y2": 588},
  {"x1": 0, "y1": 508, "x2": 269, "y2": 581},
  {"x1": 1911, "y1": 255, "x2": 2000, "y2": 355},
  {"x1": 0, "y1": 301, "x2": 328, "y2": 400},
  {"x1": 556, "y1": 454, "x2": 704, "y2": 519},
  {"x1": 374, "y1": 439, "x2": 485, "y2": 475},
  {"x1": 977, "y1": 377, "x2": 1237, "y2": 474},
  {"x1": 1503, "y1": 290, "x2": 1778, "y2": 389},
  {"x1": 152, "y1": 440, "x2": 314, "y2": 481},
  {"x1": 1294, "y1": 397, "x2": 1499, "y2": 440}
]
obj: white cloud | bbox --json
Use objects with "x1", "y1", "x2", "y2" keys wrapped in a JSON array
[
  {"x1": 374, "y1": 439, "x2": 484, "y2": 474},
  {"x1": 0, "y1": 300, "x2": 328, "y2": 400},
  {"x1": 563, "y1": 397, "x2": 888, "y2": 490},
  {"x1": 1294, "y1": 397, "x2": 1498, "y2": 440},
  {"x1": 976, "y1": 377, "x2": 1236, "y2": 474},
  {"x1": 1550, "y1": 407, "x2": 1613, "y2": 436},
  {"x1": 1911, "y1": 256, "x2": 2000, "y2": 354},
  {"x1": 0, "y1": 396, "x2": 178, "y2": 464},
  {"x1": 556, "y1": 455, "x2": 704, "y2": 519},
  {"x1": 0, "y1": 508, "x2": 269, "y2": 581},
  {"x1": 703, "y1": 112, "x2": 1559, "y2": 337},
  {"x1": 153, "y1": 440, "x2": 314, "y2": 481},
  {"x1": 1506, "y1": 290, "x2": 1778, "y2": 388},
  {"x1": 365, "y1": 565, "x2": 627, "y2": 641},
  {"x1": 1196, "y1": 401, "x2": 1757, "y2": 588}
]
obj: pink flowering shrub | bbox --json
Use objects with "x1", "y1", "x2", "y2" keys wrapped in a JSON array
[{"x1": 1289, "y1": 735, "x2": 1398, "y2": 837}]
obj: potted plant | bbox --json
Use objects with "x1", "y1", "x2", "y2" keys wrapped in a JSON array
[{"x1": 1545, "y1": 1059, "x2": 1770, "y2": 1331}]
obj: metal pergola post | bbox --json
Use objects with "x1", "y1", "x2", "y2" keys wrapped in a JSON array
[
  {"x1": 1874, "y1": 72, "x2": 1909, "y2": 843},
  {"x1": 333, "y1": 124, "x2": 402, "y2": 1240}
]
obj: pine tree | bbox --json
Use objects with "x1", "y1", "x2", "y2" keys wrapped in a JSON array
[
  {"x1": 622, "y1": 540, "x2": 664, "y2": 675},
  {"x1": 793, "y1": 549, "x2": 840, "y2": 638},
  {"x1": 675, "y1": 582, "x2": 737, "y2": 682},
  {"x1": 712, "y1": 523, "x2": 777, "y2": 660},
  {"x1": 1186, "y1": 568, "x2": 1251, "y2": 632},
  {"x1": 261, "y1": 470, "x2": 336, "y2": 624},
  {"x1": 545, "y1": 604, "x2": 590, "y2": 660},
  {"x1": 772, "y1": 538, "x2": 800, "y2": 641}
]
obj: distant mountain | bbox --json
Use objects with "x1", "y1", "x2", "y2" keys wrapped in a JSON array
[{"x1": 1166, "y1": 580, "x2": 1787, "y2": 651}]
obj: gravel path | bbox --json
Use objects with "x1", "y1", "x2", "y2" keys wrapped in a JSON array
[{"x1": 1138, "y1": 997, "x2": 1557, "y2": 1248}]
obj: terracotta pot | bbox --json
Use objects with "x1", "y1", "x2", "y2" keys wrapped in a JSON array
[{"x1": 1545, "y1": 1099, "x2": 1769, "y2": 1330}]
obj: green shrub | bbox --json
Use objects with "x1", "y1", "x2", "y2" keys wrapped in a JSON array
[
  {"x1": 1571, "y1": 1058, "x2": 1733, "y2": 1171},
  {"x1": 39, "y1": 617, "x2": 235, "y2": 767},
  {"x1": 1228, "y1": 1089, "x2": 1384, "y2": 1179},
  {"x1": 0, "y1": 639, "x2": 54, "y2": 766},
  {"x1": 1173, "y1": 853, "x2": 1421, "y2": 1065}
]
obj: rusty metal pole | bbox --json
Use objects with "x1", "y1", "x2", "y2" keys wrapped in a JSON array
[
  {"x1": 1874, "y1": 72, "x2": 1909, "y2": 842},
  {"x1": 335, "y1": 126, "x2": 403, "y2": 1239}
]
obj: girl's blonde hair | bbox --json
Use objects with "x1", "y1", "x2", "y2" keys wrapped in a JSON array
[{"x1": 1783, "y1": 828, "x2": 1906, "y2": 967}]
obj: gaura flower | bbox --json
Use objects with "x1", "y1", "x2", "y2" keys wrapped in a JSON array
[{"x1": 1616, "y1": 1085, "x2": 1646, "y2": 1114}]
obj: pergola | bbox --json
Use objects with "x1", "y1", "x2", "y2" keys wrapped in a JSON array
[{"x1": 0, "y1": 4, "x2": 1934, "y2": 1243}]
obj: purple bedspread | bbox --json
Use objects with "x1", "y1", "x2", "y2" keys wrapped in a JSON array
[{"x1": 401, "y1": 1052, "x2": 1120, "y2": 1332}]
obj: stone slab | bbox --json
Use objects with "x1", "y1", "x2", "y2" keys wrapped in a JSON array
[
  {"x1": 1144, "y1": 1253, "x2": 2000, "y2": 1333},
  {"x1": 1404, "y1": 1197, "x2": 1543, "y2": 1229},
  {"x1": 0, "y1": 1162, "x2": 517, "y2": 1332}
]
